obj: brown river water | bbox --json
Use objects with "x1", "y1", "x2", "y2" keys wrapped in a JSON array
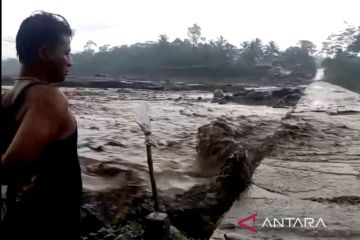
[{"x1": 63, "y1": 88, "x2": 287, "y2": 194}]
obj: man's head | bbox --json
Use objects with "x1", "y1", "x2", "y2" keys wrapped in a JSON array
[{"x1": 16, "y1": 11, "x2": 73, "y2": 83}]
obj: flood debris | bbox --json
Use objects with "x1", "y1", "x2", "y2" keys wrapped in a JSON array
[{"x1": 212, "y1": 87, "x2": 305, "y2": 107}]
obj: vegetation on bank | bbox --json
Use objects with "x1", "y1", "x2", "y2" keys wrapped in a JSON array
[
  {"x1": 322, "y1": 24, "x2": 360, "y2": 92},
  {"x1": 2, "y1": 24, "x2": 317, "y2": 79}
]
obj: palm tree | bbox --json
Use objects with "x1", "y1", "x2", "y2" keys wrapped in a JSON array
[
  {"x1": 239, "y1": 38, "x2": 264, "y2": 66},
  {"x1": 298, "y1": 40, "x2": 316, "y2": 55},
  {"x1": 158, "y1": 34, "x2": 169, "y2": 44},
  {"x1": 264, "y1": 41, "x2": 280, "y2": 59}
]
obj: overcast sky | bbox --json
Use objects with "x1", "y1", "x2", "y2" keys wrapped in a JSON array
[{"x1": 2, "y1": 0, "x2": 360, "y2": 59}]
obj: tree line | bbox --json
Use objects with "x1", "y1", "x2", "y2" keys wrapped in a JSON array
[
  {"x1": 321, "y1": 24, "x2": 360, "y2": 92},
  {"x1": 3, "y1": 24, "x2": 318, "y2": 79}
]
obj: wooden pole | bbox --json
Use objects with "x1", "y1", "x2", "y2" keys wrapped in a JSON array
[
  {"x1": 137, "y1": 103, "x2": 170, "y2": 239},
  {"x1": 145, "y1": 134, "x2": 159, "y2": 212}
]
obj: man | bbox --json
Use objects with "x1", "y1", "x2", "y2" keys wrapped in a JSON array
[{"x1": 0, "y1": 11, "x2": 82, "y2": 239}]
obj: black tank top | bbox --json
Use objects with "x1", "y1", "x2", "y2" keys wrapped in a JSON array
[{"x1": 0, "y1": 80, "x2": 83, "y2": 239}]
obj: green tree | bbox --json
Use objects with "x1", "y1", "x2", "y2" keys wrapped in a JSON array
[
  {"x1": 239, "y1": 38, "x2": 264, "y2": 66},
  {"x1": 99, "y1": 44, "x2": 111, "y2": 52},
  {"x1": 83, "y1": 40, "x2": 97, "y2": 55},
  {"x1": 187, "y1": 23, "x2": 205, "y2": 45},
  {"x1": 347, "y1": 28, "x2": 360, "y2": 54},
  {"x1": 322, "y1": 24, "x2": 360, "y2": 57},
  {"x1": 322, "y1": 24, "x2": 360, "y2": 92},
  {"x1": 264, "y1": 41, "x2": 280, "y2": 60},
  {"x1": 298, "y1": 40, "x2": 316, "y2": 55},
  {"x1": 281, "y1": 45, "x2": 316, "y2": 77},
  {"x1": 158, "y1": 34, "x2": 169, "y2": 45}
]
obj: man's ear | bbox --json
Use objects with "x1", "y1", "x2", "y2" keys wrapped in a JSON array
[{"x1": 38, "y1": 46, "x2": 53, "y2": 61}]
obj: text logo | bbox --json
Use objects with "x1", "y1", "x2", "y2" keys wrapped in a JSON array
[
  {"x1": 237, "y1": 214, "x2": 327, "y2": 234},
  {"x1": 237, "y1": 213, "x2": 258, "y2": 233}
]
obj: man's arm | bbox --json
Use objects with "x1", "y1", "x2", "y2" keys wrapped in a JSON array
[{"x1": 1, "y1": 85, "x2": 68, "y2": 171}]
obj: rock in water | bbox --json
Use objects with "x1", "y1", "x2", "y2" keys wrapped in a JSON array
[
  {"x1": 105, "y1": 140, "x2": 126, "y2": 148},
  {"x1": 233, "y1": 90, "x2": 248, "y2": 97},
  {"x1": 245, "y1": 91, "x2": 266, "y2": 100},
  {"x1": 213, "y1": 89, "x2": 224, "y2": 98},
  {"x1": 272, "y1": 87, "x2": 293, "y2": 98},
  {"x1": 284, "y1": 93, "x2": 302, "y2": 101}
]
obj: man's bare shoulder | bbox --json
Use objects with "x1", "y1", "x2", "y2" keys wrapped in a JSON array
[
  {"x1": 27, "y1": 84, "x2": 67, "y2": 105},
  {"x1": 24, "y1": 84, "x2": 68, "y2": 115}
]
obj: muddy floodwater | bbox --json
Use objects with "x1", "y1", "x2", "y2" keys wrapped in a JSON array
[{"x1": 61, "y1": 88, "x2": 287, "y2": 194}]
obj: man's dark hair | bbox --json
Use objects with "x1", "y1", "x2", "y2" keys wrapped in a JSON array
[{"x1": 16, "y1": 11, "x2": 73, "y2": 65}]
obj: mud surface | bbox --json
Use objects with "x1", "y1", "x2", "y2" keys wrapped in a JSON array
[{"x1": 211, "y1": 81, "x2": 360, "y2": 240}]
